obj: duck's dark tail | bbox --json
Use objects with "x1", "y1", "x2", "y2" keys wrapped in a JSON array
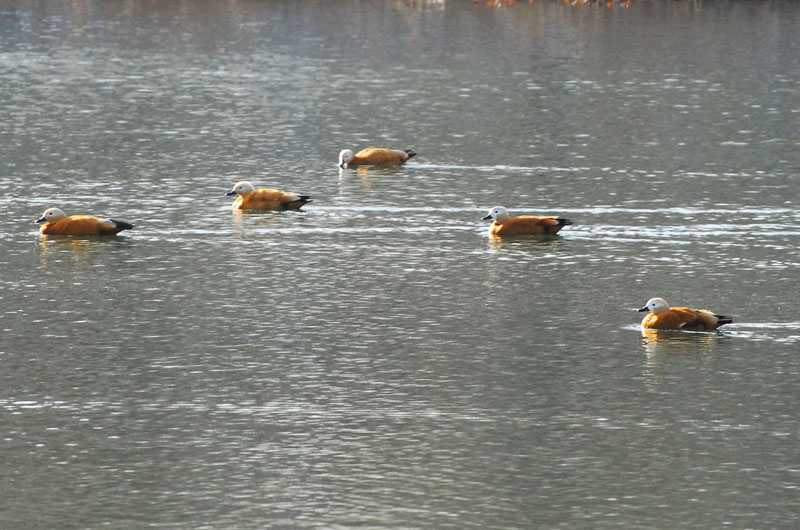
[
  {"x1": 404, "y1": 149, "x2": 417, "y2": 159},
  {"x1": 287, "y1": 196, "x2": 313, "y2": 210},
  {"x1": 715, "y1": 314, "x2": 733, "y2": 326},
  {"x1": 111, "y1": 220, "x2": 134, "y2": 231},
  {"x1": 546, "y1": 218, "x2": 573, "y2": 235}
]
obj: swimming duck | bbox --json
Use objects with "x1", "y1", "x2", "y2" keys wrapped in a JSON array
[
  {"x1": 637, "y1": 297, "x2": 732, "y2": 330},
  {"x1": 482, "y1": 206, "x2": 572, "y2": 236},
  {"x1": 338, "y1": 147, "x2": 416, "y2": 169},
  {"x1": 36, "y1": 207, "x2": 134, "y2": 236},
  {"x1": 226, "y1": 181, "x2": 312, "y2": 211}
]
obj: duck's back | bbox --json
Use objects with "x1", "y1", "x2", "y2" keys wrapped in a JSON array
[
  {"x1": 235, "y1": 189, "x2": 309, "y2": 211},
  {"x1": 353, "y1": 148, "x2": 410, "y2": 166},
  {"x1": 490, "y1": 215, "x2": 567, "y2": 236},
  {"x1": 40, "y1": 215, "x2": 130, "y2": 236},
  {"x1": 643, "y1": 307, "x2": 725, "y2": 330}
]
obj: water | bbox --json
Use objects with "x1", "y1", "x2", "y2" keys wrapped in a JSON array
[{"x1": 1, "y1": 0, "x2": 799, "y2": 528}]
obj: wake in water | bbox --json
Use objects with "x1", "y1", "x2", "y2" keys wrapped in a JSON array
[
  {"x1": 723, "y1": 322, "x2": 800, "y2": 343},
  {"x1": 409, "y1": 162, "x2": 588, "y2": 173},
  {"x1": 633, "y1": 322, "x2": 800, "y2": 350}
]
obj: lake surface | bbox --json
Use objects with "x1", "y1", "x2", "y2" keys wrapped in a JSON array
[{"x1": 1, "y1": 0, "x2": 799, "y2": 528}]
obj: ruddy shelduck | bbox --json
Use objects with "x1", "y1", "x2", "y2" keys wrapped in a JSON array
[
  {"x1": 226, "y1": 181, "x2": 312, "y2": 211},
  {"x1": 637, "y1": 297, "x2": 733, "y2": 331},
  {"x1": 36, "y1": 207, "x2": 134, "y2": 236},
  {"x1": 482, "y1": 206, "x2": 573, "y2": 236},
  {"x1": 338, "y1": 147, "x2": 416, "y2": 169}
]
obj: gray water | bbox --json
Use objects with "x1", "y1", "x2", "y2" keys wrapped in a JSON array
[{"x1": 1, "y1": 0, "x2": 799, "y2": 528}]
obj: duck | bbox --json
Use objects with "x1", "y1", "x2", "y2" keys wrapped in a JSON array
[
  {"x1": 36, "y1": 207, "x2": 133, "y2": 236},
  {"x1": 338, "y1": 147, "x2": 416, "y2": 169},
  {"x1": 637, "y1": 297, "x2": 733, "y2": 331},
  {"x1": 226, "y1": 181, "x2": 312, "y2": 211},
  {"x1": 481, "y1": 206, "x2": 572, "y2": 236}
]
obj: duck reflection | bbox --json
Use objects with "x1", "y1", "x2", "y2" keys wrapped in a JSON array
[
  {"x1": 487, "y1": 233, "x2": 563, "y2": 250},
  {"x1": 230, "y1": 210, "x2": 282, "y2": 235},
  {"x1": 338, "y1": 165, "x2": 407, "y2": 188},
  {"x1": 640, "y1": 328, "x2": 724, "y2": 359},
  {"x1": 230, "y1": 210, "x2": 281, "y2": 220},
  {"x1": 38, "y1": 234, "x2": 131, "y2": 267}
]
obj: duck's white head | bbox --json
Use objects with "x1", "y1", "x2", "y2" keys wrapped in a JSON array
[
  {"x1": 36, "y1": 207, "x2": 67, "y2": 224},
  {"x1": 638, "y1": 297, "x2": 670, "y2": 315},
  {"x1": 338, "y1": 149, "x2": 354, "y2": 168},
  {"x1": 226, "y1": 181, "x2": 255, "y2": 197},
  {"x1": 481, "y1": 206, "x2": 510, "y2": 223}
]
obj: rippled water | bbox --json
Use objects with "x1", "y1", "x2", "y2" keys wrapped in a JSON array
[{"x1": 1, "y1": 1, "x2": 799, "y2": 528}]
